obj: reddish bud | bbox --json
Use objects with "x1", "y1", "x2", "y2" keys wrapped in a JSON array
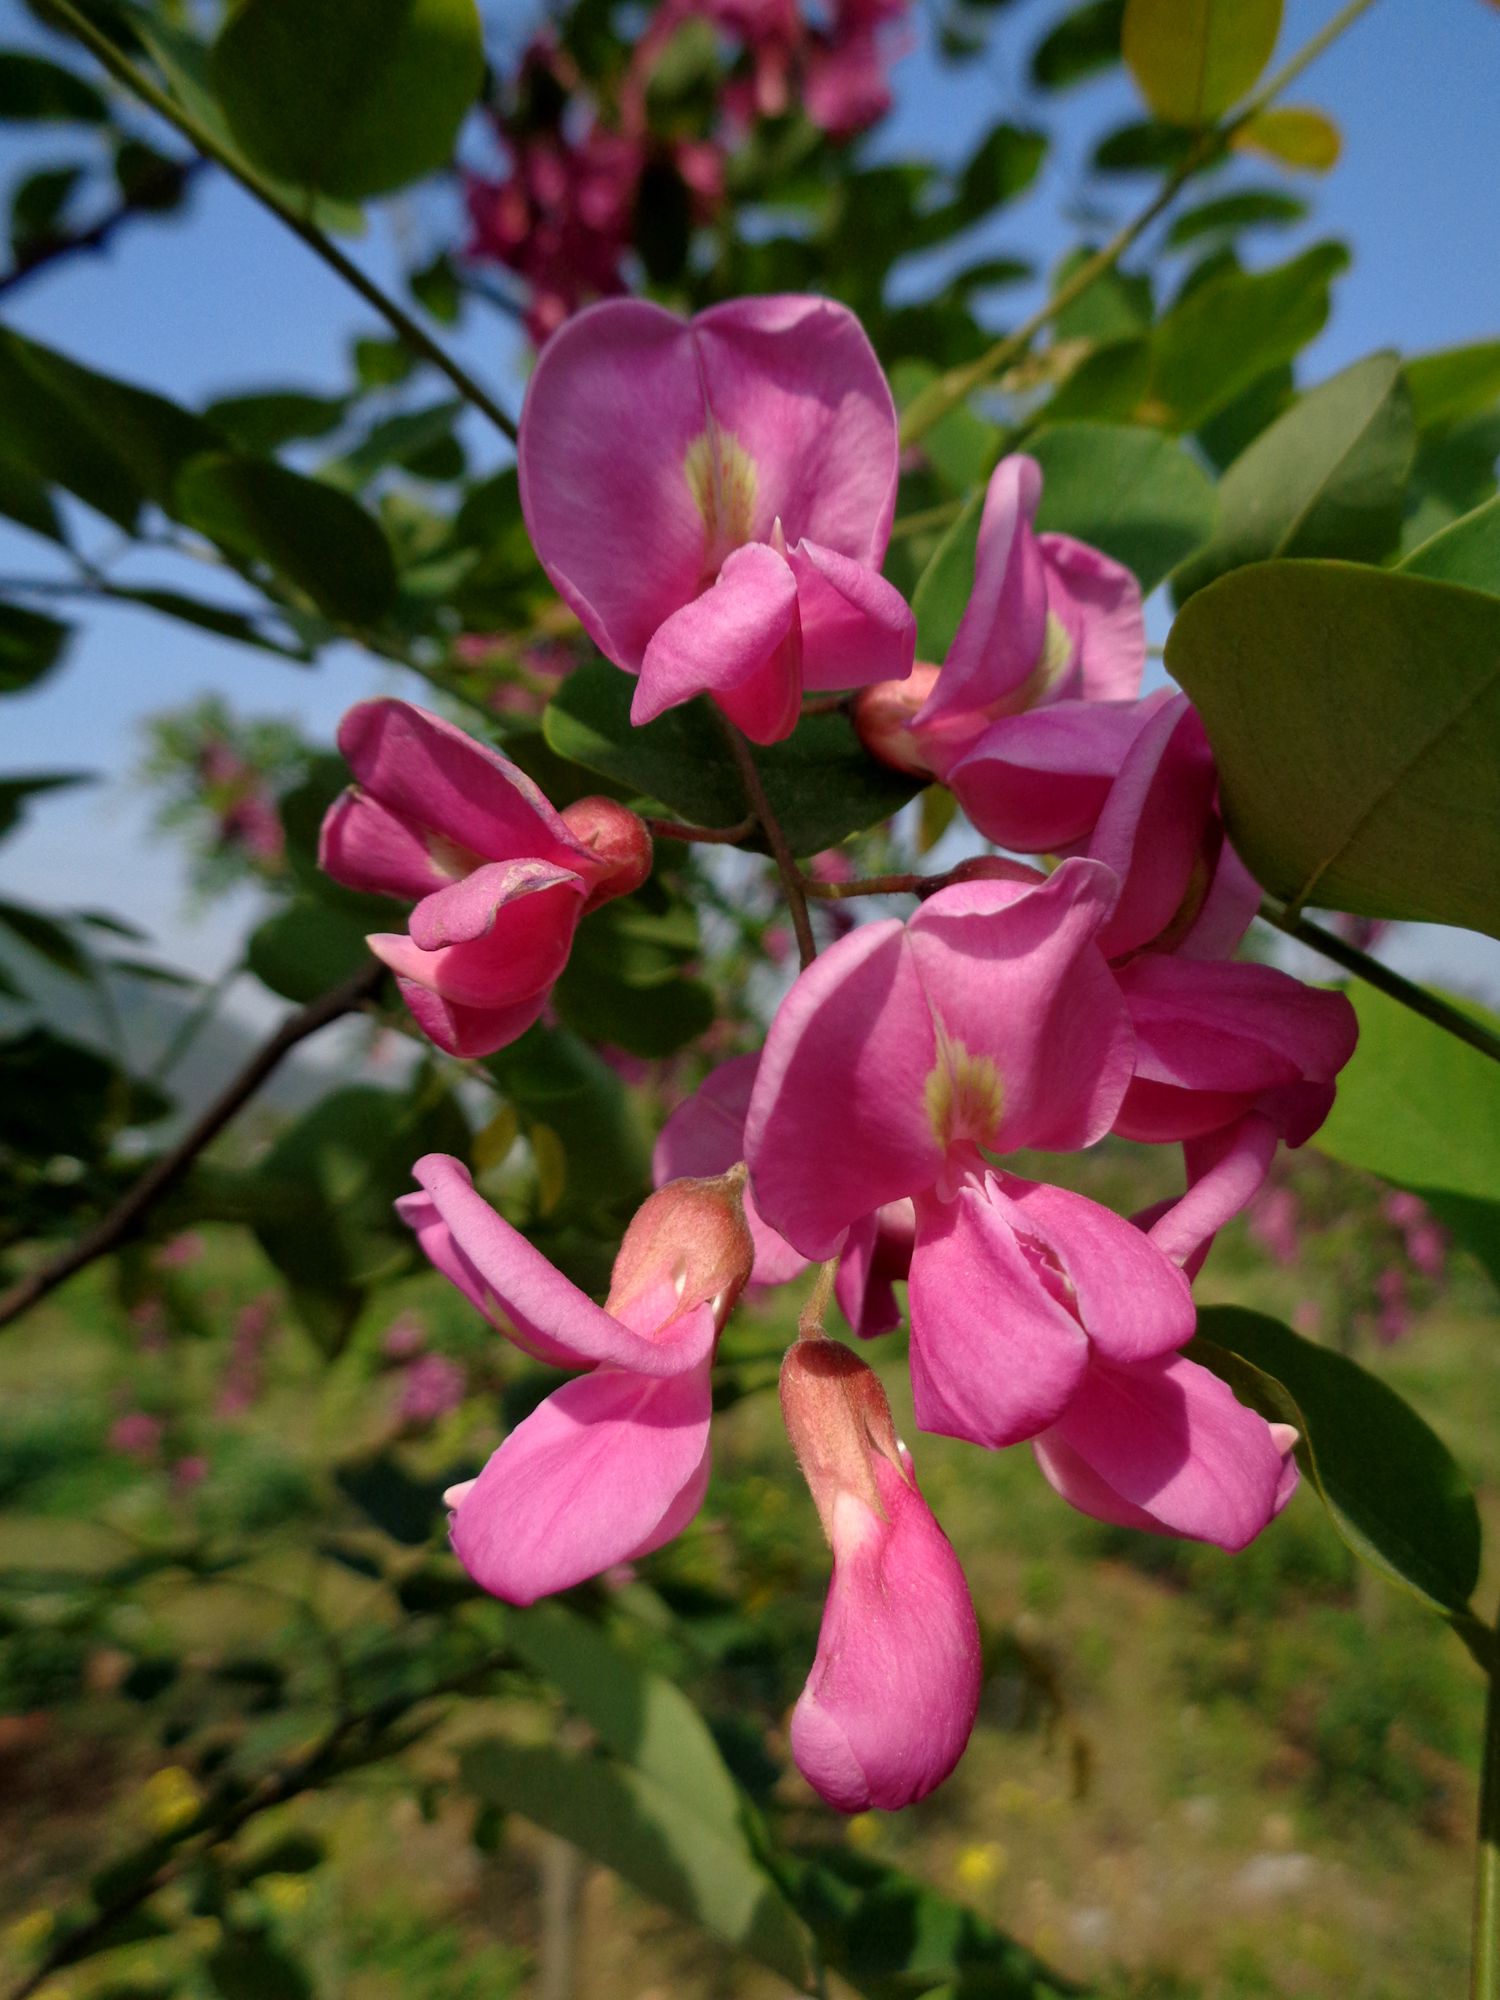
[
  {"x1": 559, "y1": 795, "x2": 654, "y2": 910},
  {"x1": 606, "y1": 1169, "x2": 755, "y2": 1335},
  {"x1": 852, "y1": 664, "x2": 942, "y2": 778}
]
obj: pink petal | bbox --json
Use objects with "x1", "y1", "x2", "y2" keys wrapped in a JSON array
[
  {"x1": 908, "y1": 1183, "x2": 1091, "y2": 1447},
  {"x1": 1089, "y1": 696, "x2": 1218, "y2": 960},
  {"x1": 450, "y1": 1362, "x2": 713, "y2": 1603},
  {"x1": 518, "y1": 295, "x2": 899, "y2": 673},
  {"x1": 906, "y1": 859, "x2": 1134, "y2": 1155},
  {"x1": 1034, "y1": 1351, "x2": 1296, "y2": 1551},
  {"x1": 383, "y1": 978, "x2": 552, "y2": 1060},
  {"x1": 997, "y1": 1174, "x2": 1195, "y2": 1362},
  {"x1": 746, "y1": 917, "x2": 945, "y2": 1259},
  {"x1": 834, "y1": 1202, "x2": 913, "y2": 1339},
  {"x1": 372, "y1": 871, "x2": 583, "y2": 1014},
  {"x1": 1144, "y1": 1113, "x2": 1279, "y2": 1276},
  {"x1": 319, "y1": 787, "x2": 456, "y2": 902},
  {"x1": 334, "y1": 699, "x2": 580, "y2": 868},
  {"x1": 402, "y1": 1155, "x2": 717, "y2": 1374},
  {"x1": 653, "y1": 1057, "x2": 806, "y2": 1287},
  {"x1": 946, "y1": 696, "x2": 1158, "y2": 851},
  {"x1": 787, "y1": 538, "x2": 916, "y2": 692},
  {"x1": 916, "y1": 456, "x2": 1047, "y2": 728},
  {"x1": 1037, "y1": 532, "x2": 1146, "y2": 703},
  {"x1": 635, "y1": 539, "x2": 802, "y2": 742},
  {"x1": 1174, "y1": 837, "x2": 1261, "y2": 961}
]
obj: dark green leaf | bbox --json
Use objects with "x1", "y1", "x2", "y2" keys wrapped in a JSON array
[
  {"x1": 174, "y1": 452, "x2": 397, "y2": 625},
  {"x1": 1165, "y1": 187, "x2": 1307, "y2": 249},
  {"x1": 1196, "y1": 362, "x2": 1294, "y2": 469},
  {"x1": 336, "y1": 1453, "x2": 449, "y2": 1546},
  {"x1": 322, "y1": 401, "x2": 462, "y2": 490},
  {"x1": 1030, "y1": 0, "x2": 1124, "y2": 89},
  {"x1": 0, "y1": 602, "x2": 70, "y2": 693},
  {"x1": 112, "y1": 138, "x2": 188, "y2": 210},
  {"x1": 109, "y1": 586, "x2": 310, "y2": 659},
  {"x1": 951, "y1": 123, "x2": 1047, "y2": 222},
  {"x1": 207, "y1": 1938, "x2": 312, "y2": 2000},
  {"x1": 1400, "y1": 493, "x2": 1500, "y2": 596},
  {"x1": 246, "y1": 898, "x2": 384, "y2": 1004},
  {"x1": 1044, "y1": 337, "x2": 1152, "y2": 424},
  {"x1": 1404, "y1": 340, "x2": 1500, "y2": 433},
  {"x1": 1029, "y1": 423, "x2": 1217, "y2": 591},
  {"x1": 462, "y1": 1737, "x2": 812, "y2": 1986},
  {"x1": 0, "y1": 1028, "x2": 168, "y2": 1154},
  {"x1": 10, "y1": 164, "x2": 84, "y2": 258},
  {"x1": 0, "y1": 770, "x2": 90, "y2": 841},
  {"x1": 1048, "y1": 251, "x2": 1152, "y2": 343},
  {"x1": 1167, "y1": 561, "x2": 1500, "y2": 937},
  {"x1": 1090, "y1": 117, "x2": 1198, "y2": 174},
  {"x1": 0, "y1": 323, "x2": 218, "y2": 529},
  {"x1": 1401, "y1": 411, "x2": 1500, "y2": 551},
  {"x1": 0, "y1": 897, "x2": 90, "y2": 977},
  {"x1": 0, "y1": 457, "x2": 64, "y2": 542},
  {"x1": 213, "y1": 0, "x2": 484, "y2": 200},
  {"x1": 485, "y1": 1025, "x2": 651, "y2": 1219},
  {"x1": 205, "y1": 389, "x2": 349, "y2": 452},
  {"x1": 543, "y1": 662, "x2": 919, "y2": 856},
  {"x1": 0, "y1": 50, "x2": 107, "y2": 121},
  {"x1": 912, "y1": 491, "x2": 983, "y2": 664},
  {"x1": 1174, "y1": 354, "x2": 1414, "y2": 600},
  {"x1": 1193, "y1": 1305, "x2": 1481, "y2": 1618}
]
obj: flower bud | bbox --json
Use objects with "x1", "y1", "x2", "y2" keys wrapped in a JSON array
[
  {"x1": 606, "y1": 1169, "x2": 755, "y2": 1337},
  {"x1": 559, "y1": 795, "x2": 654, "y2": 910},
  {"x1": 852, "y1": 664, "x2": 942, "y2": 778},
  {"x1": 780, "y1": 1340, "x2": 982, "y2": 1812}
]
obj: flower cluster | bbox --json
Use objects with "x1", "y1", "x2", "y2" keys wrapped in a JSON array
[{"x1": 319, "y1": 291, "x2": 1357, "y2": 1815}]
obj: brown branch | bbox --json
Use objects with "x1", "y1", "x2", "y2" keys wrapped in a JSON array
[
  {"x1": 642, "y1": 811, "x2": 757, "y2": 847},
  {"x1": 0, "y1": 156, "x2": 206, "y2": 301},
  {"x1": 714, "y1": 715, "x2": 817, "y2": 968},
  {"x1": 0, "y1": 959, "x2": 386, "y2": 1332}
]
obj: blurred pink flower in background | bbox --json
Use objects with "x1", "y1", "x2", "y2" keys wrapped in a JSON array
[
  {"x1": 395, "y1": 1354, "x2": 469, "y2": 1428},
  {"x1": 109, "y1": 1412, "x2": 164, "y2": 1461}
]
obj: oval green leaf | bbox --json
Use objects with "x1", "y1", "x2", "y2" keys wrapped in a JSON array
[
  {"x1": 1166, "y1": 560, "x2": 1500, "y2": 937},
  {"x1": 175, "y1": 452, "x2": 397, "y2": 626},
  {"x1": 1174, "y1": 353, "x2": 1414, "y2": 600},
  {"x1": 1193, "y1": 1305, "x2": 1481, "y2": 1618},
  {"x1": 213, "y1": 0, "x2": 484, "y2": 200},
  {"x1": 1030, "y1": 422, "x2": 1217, "y2": 591},
  {"x1": 1122, "y1": 0, "x2": 1281, "y2": 125},
  {"x1": 1400, "y1": 492, "x2": 1500, "y2": 596},
  {"x1": 1231, "y1": 104, "x2": 1342, "y2": 172}
]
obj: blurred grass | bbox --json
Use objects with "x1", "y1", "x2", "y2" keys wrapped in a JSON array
[{"x1": 0, "y1": 1142, "x2": 1495, "y2": 2000}]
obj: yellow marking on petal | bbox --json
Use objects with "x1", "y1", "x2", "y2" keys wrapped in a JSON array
[
  {"x1": 998, "y1": 610, "x2": 1076, "y2": 717},
  {"x1": 684, "y1": 427, "x2": 758, "y2": 569},
  {"x1": 924, "y1": 1027, "x2": 1005, "y2": 1152}
]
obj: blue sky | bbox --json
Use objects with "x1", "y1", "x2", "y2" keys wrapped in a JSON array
[{"x1": 1, "y1": 0, "x2": 1497, "y2": 1016}]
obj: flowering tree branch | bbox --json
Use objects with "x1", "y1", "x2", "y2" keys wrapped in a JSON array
[
  {"x1": 37, "y1": 0, "x2": 520, "y2": 446},
  {"x1": 0, "y1": 959, "x2": 386, "y2": 1334}
]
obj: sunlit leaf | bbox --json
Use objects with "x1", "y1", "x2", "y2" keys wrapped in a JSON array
[
  {"x1": 1403, "y1": 340, "x2": 1500, "y2": 432},
  {"x1": 1029, "y1": 422, "x2": 1217, "y2": 591},
  {"x1": 1122, "y1": 0, "x2": 1281, "y2": 125},
  {"x1": 1400, "y1": 493, "x2": 1500, "y2": 595},
  {"x1": 1232, "y1": 105, "x2": 1342, "y2": 173}
]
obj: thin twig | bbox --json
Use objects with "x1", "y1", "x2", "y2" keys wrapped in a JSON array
[
  {"x1": 715, "y1": 715, "x2": 818, "y2": 969},
  {"x1": 0, "y1": 156, "x2": 207, "y2": 300},
  {"x1": 0, "y1": 960, "x2": 385, "y2": 1332},
  {"x1": 1259, "y1": 900, "x2": 1500, "y2": 1069},
  {"x1": 37, "y1": 0, "x2": 519, "y2": 446},
  {"x1": 801, "y1": 869, "x2": 925, "y2": 901},
  {"x1": 642, "y1": 812, "x2": 757, "y2": 847}
]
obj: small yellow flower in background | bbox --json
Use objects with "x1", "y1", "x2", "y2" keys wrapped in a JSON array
[
  {"x1": 955, "y1": 1841, "x2": 1007, "y2": 1891},
  {"x1": 3, "y1": 1909, "x2": 53, "y2": 1955},
  {"x1": 845, "y1": 1812, "x2": 882, "y2": 1851},
  {"x1": 142, "y1": 1764, "x2": 202, "y2": 1834},
  {"x1": 260, "y1": 1874, "x2": 312, "y2": 1916}
]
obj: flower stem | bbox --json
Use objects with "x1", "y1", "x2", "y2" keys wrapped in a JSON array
[
  {"x1": 1259, "y1": 899, "x2": 1500, "y2": 1069},
  {"x1": 37, "y1": 0, "x2": 519, "y2": 446},
  {"x1": 798, "y1": 1258, "x2": 841, "y2": 1340},
  {"x1": 898, "y1": 0, "x2": 1383, "y2": 448},
  {"x1": 716, "y1": 714, "x2": 818, "y2": 968},
  {"x1": 1473, "y1": 1608, "x2": 1500, "y2": 1998},
  {"x1": 642, "y1": 812, "x2": 758, "y2": 846}
]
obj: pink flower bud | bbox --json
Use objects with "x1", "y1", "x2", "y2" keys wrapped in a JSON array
[
  {"x1": 109, "y1": 1412, "x2": 164, "y2": 1461},
  {"x1": 780, "y1": 1340, "x2": 982, "y2": 1811},
  {"x1": 557, "y1": 796, "x2": 653, "y2": 910},
  {"x1": 852, "y1": 665, "x2": 942, "y2": 778},
  {"x1": 606, "y1": 1171, "x2": 756, "y2": 1336}
]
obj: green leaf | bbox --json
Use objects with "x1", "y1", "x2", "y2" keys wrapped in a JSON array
[
  {"x1": 1030, "y1": 0, "x2": 1125, "y2": 90},
  {"x1": 1122, "y1": 0, "x2": 1281, "y2": 125},
  {"x1": 1311, "y1": 985, "x2": 1500, "y2": 1289},
  {"x1": 1029, "y1": 423, "x2": 1217, "y2": 591},
  {"x1": 174, "y1": 452, "x2": 397, "y2": 625},
  {"x1": 1167, "y1": 560, "x2": 1500, "y2": 936},
  {"x1": 321, "y1": 400, "x2": 462, "y2": 490},
  {"x1": 0, "y1": 457, "x2": 65, "y2": 543},
  {"x1": 1173, "y1": 354, "x2": 1415, "y2": 600},
  {"x1": 213, "y1": 0, "x2": 484, "y2": 200},
  {"x1": 0, "y1": 770, "x2": 91, "y2": 841},
  {"x1": 950, "y1": 123, "x2": 1048, "y2": 223},
  {"x1": 1400, "y1": 493, "x2": 1500, "y2": 596},
  {"x1": 0, "y1": 897, "x2": 90, "y2": 978},
  {"x1": 246, "y1": 898, "x2": 387, "y2": 1004},
  {"x1": 207, "y1": 1938, "x2": 312, "y2": 2000},
  {"x1": 912, "y1": 491, "x2": 983, "y2": 663},
  {"x1": 205, "y1": 389, "x2": 349, "y2": 452},
  {"x1": 0, "y1": 602, "x2": 70, "y2": 693},
  {"x1": 0, "y1": 50, "x2": 107, "y2": 121},
  {"x1": 1090, "y1": 118, "x2": 1198, "y2": 174},
  {"x1": 10, "y1": 164, "x2": 84, "y2": 259},
  {"x1": 1231, "y1": 105, "x2": 1341, "y2": 173},
  {"x1": 0, "y1": 324, "x2": 218, "y2": 529},
  {"x1": 108, "y1": 586, "x2": 310, "y2": 659},
  {"x1": 1193, "y1": 1305, "x2": 1481, "y2": 1618},
  {"x1": 543, "y1": 663, "x2": 919, "y2": 856},
  {"x1": 1146, "y1": 242, "x2": 1348, "y2": 431},
  {"x1": 485, "y1": 1026, "x2": 650, "y2": 1220},
  {"x1": 462, "y1": 1737, "x2": 812, "y2": 1986},
  {"x1": 1165, "y1": 187, "x2": 1307, "y2": 249},
  {"x1": 1404, "y1": 340, "x2": 1500, "y2": 433}
]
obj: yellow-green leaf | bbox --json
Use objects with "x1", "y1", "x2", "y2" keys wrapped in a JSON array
[
  {"x1": 1122, "y1": 0, "x2": 1281, "y2": 126},
  {"x1": 1232, "y1": 104, "x2": 1342, "y2": 172}
]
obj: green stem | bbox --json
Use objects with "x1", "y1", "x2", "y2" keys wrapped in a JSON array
[
  {"x1": 38, "y1": 0, "x2": 518, "y2": 446},
  {"x1": 716, "y1": 714, "x2": 818, "y2": 969},
  {"x1": 899, "y1": 0, "x2": 1383, "y2": 447},
  {"x1": 1473, "y1": 1606, "x2": 1500, "y2": 1998},
  {"x1": 1259, "y1": 899, "x2": 1500, "y2": 1069}
]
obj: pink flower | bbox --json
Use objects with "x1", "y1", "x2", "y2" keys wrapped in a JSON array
[
  {"x1": 109, "y1": 1411, "x2": 164, "y2": 1461},
  {"x1": 1248, "y1": 1184, "x2": 1301, "y2": 1266},
  {"x1": 654, "y1": 1053, "x2": 911, "y2": 1337},
  {"x1": 171, "y1": 1454, "x2": 210, "y2": 1491},
  {"x1": 856, "y1": 454, "x2": 1145, "y2": 849},
  {"x1": 781, "y1": 1339, "x2": 980, "y2": 1810},
  {"x1": 153, "y1": 1232, "x2": 204, "y2": 1271},
  {"x1": 395, "y1": 1353, "x2": 468, "y2": 1427},
  {"x1": 518, "y1": 295, "x2": 915, "y2": 742},
  {"x1": 399, "y1": 1155, "x2": 754, "y2": 1603},
  {"x1": 381, "y1": 1311, "x2": 428, "y2": 1360},
  {"x1": 746, "y1": 861, "x2": 1199, "y2": 1446},
  {"x1": 319, "y1": 699, "x2": 652, "y2": 1058},
  {"x1": 1375, "y1": 1264, "x2": 1413, "y2": 1344},
  {"x1": 1032, "y1": 1350, "x2": 1300, "y2": 1551}
]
